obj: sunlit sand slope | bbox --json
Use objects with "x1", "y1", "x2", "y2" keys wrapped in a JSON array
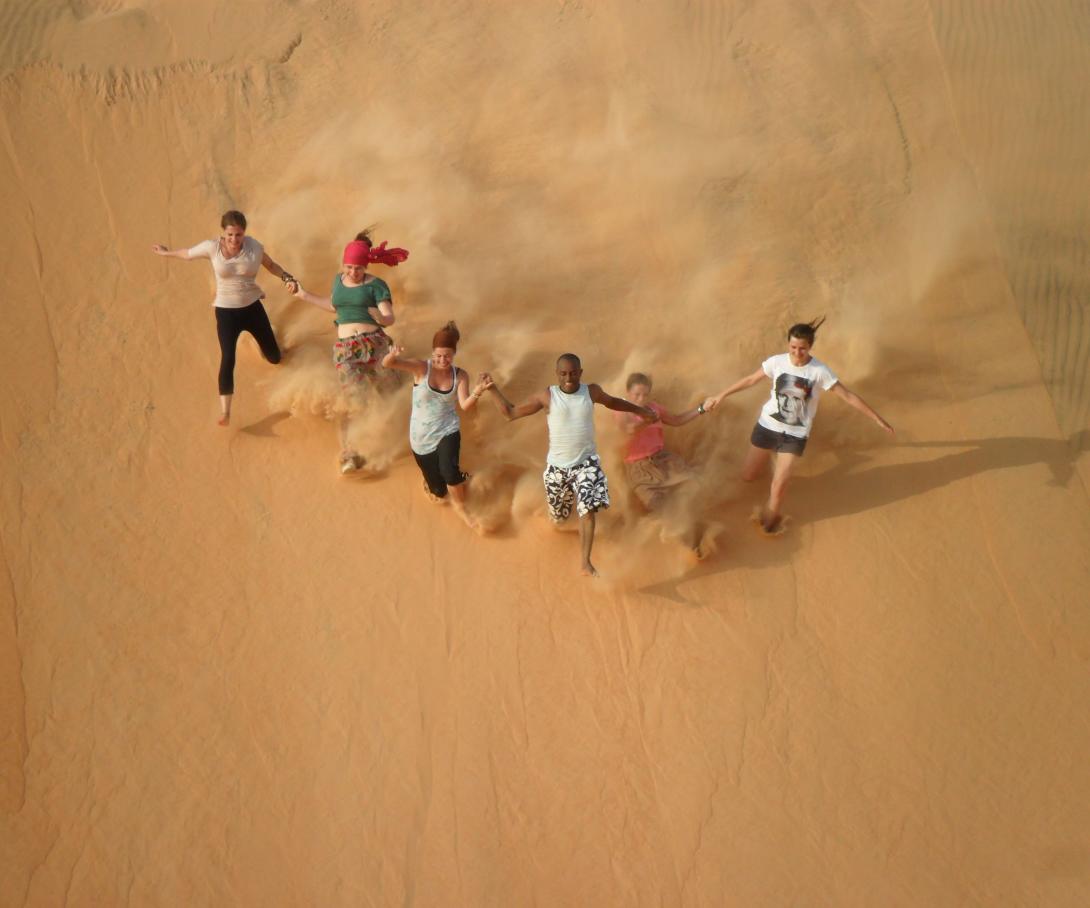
[{"x1": 2, "y1": 1, "x2": 1089, "y2": 905}]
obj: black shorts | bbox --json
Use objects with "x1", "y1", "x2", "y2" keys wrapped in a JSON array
[
  {"x1": 750, "y1": 422, "x2": 808, "y2": 456},
  {"x1": 413, "y1": 431, "x2": 466, "y2": 498}
]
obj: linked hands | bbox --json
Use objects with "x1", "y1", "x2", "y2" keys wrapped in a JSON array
[{"x1": 473, "y1": 372, "x2": 496, "y2": 397}]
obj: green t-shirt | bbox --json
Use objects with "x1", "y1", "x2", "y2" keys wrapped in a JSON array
[{"x1": 331, "y1": 275, "x2": 392, "y2": 327}]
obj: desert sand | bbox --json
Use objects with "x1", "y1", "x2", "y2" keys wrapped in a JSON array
[{"x1": 2, "y1": 0, "x2": 1089, "y2": 905}]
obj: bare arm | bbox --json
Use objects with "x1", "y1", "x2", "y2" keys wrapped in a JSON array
[
  {"x1": 829, "y1": 382, "x2": 894, "y2": 435},
  {"x1": 261, "y1": 251, "x2": 297, "y2": 286},
  {"x1": 487, "y1": 382, "x2": 549, "y2": 421},
  {"x1": 150, "y1": 243, "x2": 192, "y2": 260},
  {"x1": 380, "y1": 345, "x2": 427, "y2": 380},
  {"x1": 291, "y1": 283, "x2": 335, "y2": 312},
  {"x1": 588, "y1": 384, "x2": 657, "y2": 421},
  {"x1": 457, "y1": 369, "x2": 492, "y2": 411},
  {"x1": 704, "y1": 367, "x2": 766, "y2": 411},
  {"x1": 369, "y1": 300, "x2": 395, "y2": 327},
  {"x1": 659, "y1": 403, "x2": 706, "y2": 427}
]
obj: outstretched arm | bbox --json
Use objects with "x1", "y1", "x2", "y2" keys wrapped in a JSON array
[
  {"x1": 486, "y1": 381, "x2": 549, "y2": 421},
  {"x1": 588, "y1": 384, "x2": 657, "y2": 421},
  {"x1": 659, "y1": 402, "x2": 706, "y2": 427},
  {"x1": 457, "y1": 369, "x2": 492, "y2": 411},
  {"x1": 829, "y1": 382, "x2": 894, "y2": 435},
  {"x1": 703, "y1": 367, "x2": 766, "y2": 411},
  {"x1": 260, "y1": 252, "x2": 292, "y2": 282},
  {"x1": 150, "y1": 244, "x2": 192, "y2": 260},
  {"x1": 291, "y1": 283, "x2": 335, "y2": 312},
  {"x1": 381, "y1": 345, "x2": 427, "y2": 380}
]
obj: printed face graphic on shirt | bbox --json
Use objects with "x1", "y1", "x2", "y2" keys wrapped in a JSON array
[{"x1": 772, "y1": 373, "x2": 813, "y2": 426}]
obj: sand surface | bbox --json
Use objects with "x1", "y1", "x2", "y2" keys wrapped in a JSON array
[{"x1": 2, "y1": 1, "x2": 1089, "y2": 904}]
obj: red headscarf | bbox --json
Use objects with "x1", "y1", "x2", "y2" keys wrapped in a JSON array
[{"x1": 342, "y1": 239, "x2": 410, "y2": 267}]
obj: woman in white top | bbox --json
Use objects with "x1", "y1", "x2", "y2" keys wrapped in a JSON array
[
  {"x1": 151, "y1": 210, "x2": 295, "y2": 426},
  {"x1": 703, "y1": 318, "x2": 894, "y2": 534},
  {"x1": 381, "y1": 322, "x2": 491, "y2": 527}
]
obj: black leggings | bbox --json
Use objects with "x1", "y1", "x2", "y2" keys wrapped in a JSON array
[
  {"x1": 413, "y1": 431, "x2": 466, "y2": 499},
  {"x1": 215, "y1": 301, "x2": 281, "y2": 394}
]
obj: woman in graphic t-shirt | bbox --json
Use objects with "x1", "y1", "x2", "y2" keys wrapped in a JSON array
[
  {"x1": 703, "y1": 318, "x2": 894, "y2": 534},
  {"x1": 381, "y1": 322, "x2": 491, "y2": 528},
  {"x1": 151, "y1": 210, "x2": 296, "y2": 426},
  {"x1": 290, "y1": 230, "x2": 409, "y2": 472}
]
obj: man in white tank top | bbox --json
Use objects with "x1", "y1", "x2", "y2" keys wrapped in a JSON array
[{"x1": 484, "y1": 353, "x2": 657, "y2": 577}]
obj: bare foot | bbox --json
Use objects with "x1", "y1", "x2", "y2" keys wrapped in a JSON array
[
  {"x1": 218, "y1": 414, "x2": 230, "y2": 427},
  {"x1": 761, "y1": 517, "x2": 790, "y2": 536},
  {"x1": 339, "y1": 452, "x2": 365, "y2": 474},
  {"x1": 453, "y1": 505, "x2": 479, "y2": 531},
  {"x1": 581, "y1": 561, "x2": 600, "y2": 578}
]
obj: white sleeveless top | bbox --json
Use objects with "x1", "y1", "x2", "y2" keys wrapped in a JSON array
[
  {"x1": 546, "y1": 384, "x2": 597, "y2": 468},
  {"x1": 410, "y1": 362, "x2": 461, "y2": 455}
]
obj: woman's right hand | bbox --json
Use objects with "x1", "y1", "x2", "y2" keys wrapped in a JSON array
[{"x1": 702, "y1": 395, "x2": 721, "y2": 412}]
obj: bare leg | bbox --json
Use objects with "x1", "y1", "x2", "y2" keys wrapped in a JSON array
[
  {"x1": 579, "y1": 511, "x2": 599, "y2": 577},
  {"x1": 741, "y1": 444, "x2": 772, "y2": 481},
  {"x1": 762, "y1": 452, "x2": 799, "y2": 532},
  {"x1": 448, "y1": 479, "x2": 477, "y2": 529},
  {"x1": 338, "y1": 416, "x2": 364, "y2": 471},
  {"x1": 218, "y1": 394, "x2": 232, "y2": 426}
]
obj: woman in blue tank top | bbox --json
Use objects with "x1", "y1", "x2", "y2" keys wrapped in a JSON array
[
  {"x1": 381, "y1": 322, "x2": 491, "y2": 528},
  {"x1": 289, "y1": 229, "x2": 409, "y2": 473}
]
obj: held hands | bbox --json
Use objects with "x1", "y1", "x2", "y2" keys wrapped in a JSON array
[
  {"x1": 702, "y1": 394, "x2": 722, "y2": 413},
  {"x1": 472, "y1": 373, "x2": 495, "y2": 397}
]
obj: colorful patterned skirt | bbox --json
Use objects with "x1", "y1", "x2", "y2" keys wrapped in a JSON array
[{"x1": 333, "y1": 329, "x2": 399, "y2": 390}]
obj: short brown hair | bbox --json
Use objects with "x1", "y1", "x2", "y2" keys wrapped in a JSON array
[{"x1": 220, "y1": 210, "x2": 247, "y2": 230}]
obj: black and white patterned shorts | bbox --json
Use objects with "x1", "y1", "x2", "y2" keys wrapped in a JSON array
[{"x1": 543, "y1": 454, "x2": 610, "y2": 522}]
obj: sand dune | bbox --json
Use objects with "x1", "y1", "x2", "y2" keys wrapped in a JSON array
[{"x1": 2, "y1": 0, "x2": 1089, "y2": 904}]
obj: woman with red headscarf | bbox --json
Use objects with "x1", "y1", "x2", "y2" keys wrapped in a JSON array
[
  {"x1": 382, "y1": 322, "x2": 491, "y2": 528},
  {"x1": 291, "y1": 229, "x2": 409, "y2": 472}
]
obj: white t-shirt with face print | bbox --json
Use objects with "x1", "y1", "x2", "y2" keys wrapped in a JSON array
[{"x1": 757, "y1": 354, "x2": 839, "y2": 439}]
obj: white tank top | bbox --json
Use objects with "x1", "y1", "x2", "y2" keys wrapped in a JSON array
[
  {"x1": 410, "y1": 362, "x2": 461, "y2": 455},
  {"x1": 546, "y1": 384, "x2": 597, "y2": 468}
]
